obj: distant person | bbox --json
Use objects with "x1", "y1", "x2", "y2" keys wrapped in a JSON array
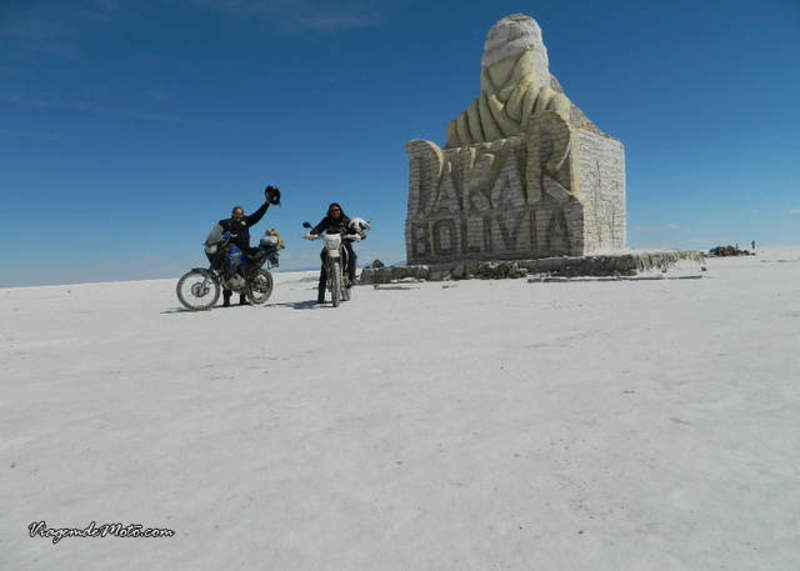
[
  {"x1": 751, "y1": 240, "x2": 756, "y2": 250},
  {"x1": 306, "y1": 203, "x2": 364, "y2": 304},
  {"x1": 211, "y1": 185, "x2": 280, "y2": 307}
]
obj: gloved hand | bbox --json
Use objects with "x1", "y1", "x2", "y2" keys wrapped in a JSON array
[
  {"x1": 264, "y1": 185, "x2": 281, "y2": 205},
  {"x1": 345, "y1": 233, "x2": 362, "y2": 242},
  {"x1": 303, "y1": 233, "x2": 315, "y2": 240}
]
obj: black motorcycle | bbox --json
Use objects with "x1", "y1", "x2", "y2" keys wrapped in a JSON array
[{"x1": 176, "y1": 231, "x2": 279, "y2": 311}]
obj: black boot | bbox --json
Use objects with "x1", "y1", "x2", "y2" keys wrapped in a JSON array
[
  {"x1": 239, "y1": 294, "x2": 249, "y2": 306},
  {"x1": 316, "y1": 266, "x2": 327, "y2": 304},
  {"x1": 222, "y1": 290, "x2": 232, "y2": 307}
]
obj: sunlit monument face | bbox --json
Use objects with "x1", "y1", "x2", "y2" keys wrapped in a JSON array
[
  {"x1": 446, "y1": 14, "x2": 570, "y2": 148},
  {"x1": 481, "y1": 14, "x2": 549, "y2": 85}
]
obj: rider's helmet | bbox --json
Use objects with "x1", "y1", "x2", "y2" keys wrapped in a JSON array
[
  {"x1": 264, "y1": 185, "x2": 281, "y2": 205},
  {"x1": 348, "y1": 217, "x2": 371, "y2": 232}
]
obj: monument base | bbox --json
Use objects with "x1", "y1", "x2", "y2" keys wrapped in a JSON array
[{"x1": 359, "y1": 250, "x2": 705, "y2": 284}]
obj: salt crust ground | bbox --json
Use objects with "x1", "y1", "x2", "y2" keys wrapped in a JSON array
[{"x1": 2, "y1": 247, "x2": 799, "y2": 570}]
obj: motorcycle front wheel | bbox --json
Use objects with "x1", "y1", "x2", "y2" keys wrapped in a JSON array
[
  {"x1": 177, "y1": 270, "x2": 220, "y2": 311},
  {"x1": 331, "y1": 261, "x2": 342, "y2": 307},
  {"x1": 246, "y1": 269, "x2": 274, "y2": 305}
]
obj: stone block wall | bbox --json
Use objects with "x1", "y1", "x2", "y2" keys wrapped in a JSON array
[
  {"x1": 575, "y1": 130, "x2": 626, "y2": 252},
  {"x1": 405, "y1": 111, "x2": 625, "y2": 265}
]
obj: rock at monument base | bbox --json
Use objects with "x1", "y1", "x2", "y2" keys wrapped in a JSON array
[
  {"x1": 358, "y1": 251, "x2": 706, "y2": 284},
  {"x1": 476, "y1": 261, "x2": 528, "y2": 279}
]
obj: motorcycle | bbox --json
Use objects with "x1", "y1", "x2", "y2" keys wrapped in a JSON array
[
  {"x1": 302, "y1": 221, "x2": 366, "y2": 307},
  {"x1": 176, "y1": 230, "x2": 281, "y2": 311}
]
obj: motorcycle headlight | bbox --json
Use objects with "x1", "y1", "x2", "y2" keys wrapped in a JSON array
[{"x1": 323, "y1": 234, "x2": 341, "y2": 249}]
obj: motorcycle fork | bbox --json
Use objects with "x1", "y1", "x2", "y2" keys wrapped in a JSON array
[{"x1": 201, "y1": 271, "x2": 215, "y2": 294}]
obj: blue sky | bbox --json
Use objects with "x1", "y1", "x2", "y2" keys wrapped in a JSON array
[{"x1": 1, "y1": 0, "x2": 798, "y2": 287}]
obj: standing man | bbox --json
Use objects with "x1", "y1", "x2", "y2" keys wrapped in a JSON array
[{"x1": 214, "y1": 185, "x2": 280, "y2": 306}]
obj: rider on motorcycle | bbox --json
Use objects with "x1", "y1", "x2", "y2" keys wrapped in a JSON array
[
  {"x1": 306, "y1": 203, "x2": 365, "y2": 304},
  {"x1": 206, "y1": 185, "x2": 280, "y2": 306}
]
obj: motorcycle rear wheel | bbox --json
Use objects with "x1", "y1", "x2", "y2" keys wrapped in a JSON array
[
  {"x1": 177, "y1": 270, "x2": 220, "y2": 311},
  {"x1": 246, "y1": 269, "x2": 274, "y2": 305}
]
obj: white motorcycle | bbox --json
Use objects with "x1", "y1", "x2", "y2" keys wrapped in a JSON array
[{"x1": 303, "y1": 219, "x2": 369, "y2": 307}]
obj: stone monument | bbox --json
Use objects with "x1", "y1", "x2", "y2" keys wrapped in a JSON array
[{"x1": 405, "y1": 14, "x2": 626, "y2": 265}]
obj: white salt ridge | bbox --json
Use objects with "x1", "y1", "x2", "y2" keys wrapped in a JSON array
[{"x1": 2, "y1": 248, "x2": 799, "y2": 570}]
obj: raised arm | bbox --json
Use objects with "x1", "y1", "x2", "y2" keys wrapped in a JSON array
[{"x1": 245, "y1": 201, "x2": 269, "y2": 227}]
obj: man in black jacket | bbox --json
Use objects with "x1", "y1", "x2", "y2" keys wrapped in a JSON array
[{"x1": 214, "y1": 185, "x2": 279, "y2": 306}]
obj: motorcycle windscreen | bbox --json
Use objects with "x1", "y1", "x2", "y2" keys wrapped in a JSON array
[{"x1": 204, "y1": 223, "x2": 223, "y2": 253}]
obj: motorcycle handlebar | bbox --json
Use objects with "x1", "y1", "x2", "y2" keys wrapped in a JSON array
[{"x1": 304, "y1": 233, "x2": 361, "y2": 241}]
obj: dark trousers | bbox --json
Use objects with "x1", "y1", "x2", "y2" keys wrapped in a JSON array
[{"x1": 222, "y1": 289, "x2": 246, "y2": 305}]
